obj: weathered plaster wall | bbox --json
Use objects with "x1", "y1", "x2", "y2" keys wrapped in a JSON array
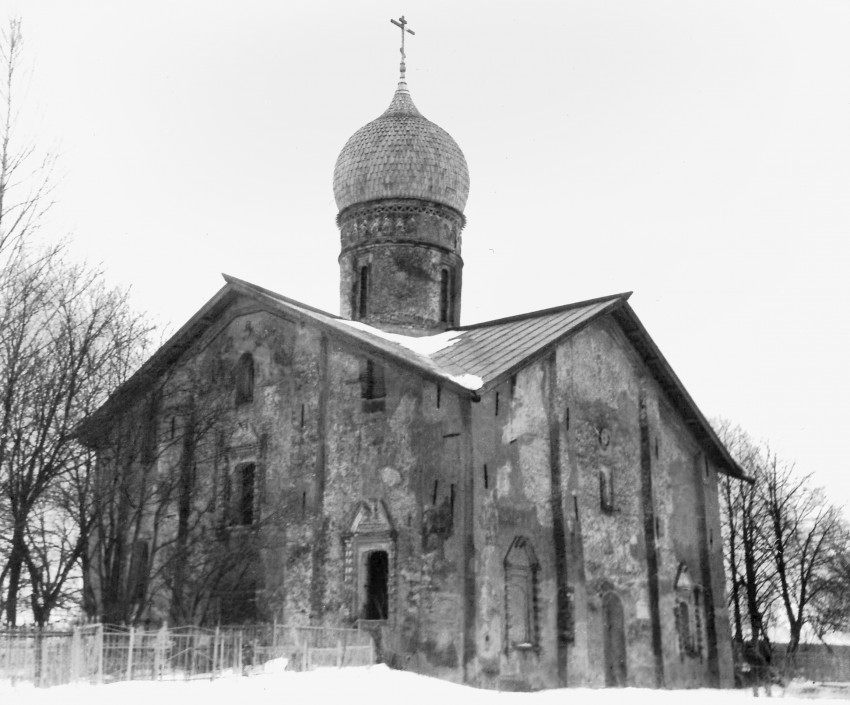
[
  {"x1": 93, "y1": 300, "x2": 733, "y2": 691},
  {"x1": 148, "y1": 297, "x2": 472, "y2": 679},
  {"x1": 466, "y1": 315, "x2": 733, "y2": 690}
]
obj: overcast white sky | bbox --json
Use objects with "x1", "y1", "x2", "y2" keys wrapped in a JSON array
[{"x1": 9, "y1": 1, "x2": 850, "y2": 510}]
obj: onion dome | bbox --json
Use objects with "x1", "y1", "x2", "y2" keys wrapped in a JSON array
[{"x1": 333, "y1": 80, "x2": 470, "y2": 214}]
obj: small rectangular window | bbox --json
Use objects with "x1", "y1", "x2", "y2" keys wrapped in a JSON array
[
  {"x1": 140, "y1": 396, "x2": 159, "y2": 464},
  {"x1": 235, "y1": 463, "x2": 256, "y2": 525},
  {"x1": 235, "y1": 352, "x2": 255, "y2": 404},
  {"x1": 360, "y1": 359, "x2": 386, "y2": 412}
]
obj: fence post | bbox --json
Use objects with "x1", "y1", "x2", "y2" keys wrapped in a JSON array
[
  {"x1": 96, "y1": 624, "x2": 104, "y2": 684},
  {"x1": 336, "y1": 638, "x2": 343, "y2": 668},
  {"x1": 154, "y1": 625, "x2": 166, "y2": 680},
  {"x1": 213, "y1": 626, "x2": 220, "y2": 678},
  {"x1": 126, "y1": 626, "x2": 135, "y2": 681},
  {"x1": 236, "y1": 630, "x2": 243, "y2": 674},
  {"x1": 70, "y1": 626, "x2": 81, "y2": 682},
  {"x1": 38, "y1": 628, "x2": 47, "y2": 687}
]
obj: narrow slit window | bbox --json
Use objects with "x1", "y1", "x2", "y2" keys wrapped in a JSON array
[
  {"x1": 360, "y1": 359, "x2": 386, "y2": 412},
  {"x1": 600, "y1": 467, "x2": 614, "y2": 512},
  {"x1": 235, "y1": 352, "x2": 254, "y2": 404},
  {"x1": 234, "y1": 463, "x2": 256, "y2": 525},
  {"x1": 449, "y1": 269, "x2": 457, "y2": 325},
  {"x1": 495, "y1": 392, "x2": 500, "y2": 416},
  {"x1": 140, "y1": 396, "x2": 158, "y2": 464},
  {"x1": 484, "y1": 464, "x2": 489, "y2": 490},
  {"x1": 440, "y1": 269, "x2": 449, "y2": 323},
  {"x1": 358, "y1": 266, "x2": 369, "y2": 320}
]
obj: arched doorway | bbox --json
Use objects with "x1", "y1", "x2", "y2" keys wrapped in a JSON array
[
  {"x1": 364, "y1": 550, "x2": 389, "y2": 620},
  {"x1": 602, "y1": 591, "x2": 627, "y2": 686}
]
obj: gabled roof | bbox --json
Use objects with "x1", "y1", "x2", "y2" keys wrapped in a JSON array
[
  {"x1": 78, "y1": 275, "x2": 747, "y2": 480},
  {"x1": 431, "y1": 295, "x2": 628, "y2": 391}
]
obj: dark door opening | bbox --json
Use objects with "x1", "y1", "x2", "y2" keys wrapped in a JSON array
[
  {"x1": 364, "y1": 550, "x2": 389, "y2": 620},
  {"x1": 603, "y1": 591, "x2": 627, "y2": 686}
]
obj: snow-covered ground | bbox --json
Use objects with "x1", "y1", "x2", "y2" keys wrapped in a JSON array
[{"x1": 2, "y1": 666, "x2": 848, "y2": 705}]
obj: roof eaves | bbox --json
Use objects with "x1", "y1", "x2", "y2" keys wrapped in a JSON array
[
  {"x1": 221, "y1": 273, "x2": 343, "y2": 320},
  {"x1": 76, "y1": 283, "x2": 237, "y2": 442},
  {"x1": 456, "y1": 291, "x2": 633, "y2": 331},
  {"x1": 612, "y1": 303, "x2": 751, "y2": 482}
]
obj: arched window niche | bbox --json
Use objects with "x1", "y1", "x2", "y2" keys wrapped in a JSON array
[
  {"x1": 235, "y1": 352, "x2": 255, "y2": 405},
  {"x1": 674, "y1": 562, "x2": 704, "y2": 659},
  {"x1": 599, "y1": 465, "x2": 614, "y2": 512},
  {"x1": 504, "y1": 536, "x2": 540, "y2": 653}
]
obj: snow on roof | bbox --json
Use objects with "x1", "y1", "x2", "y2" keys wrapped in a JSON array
[{"x1": 339, "y1": 320, "x2": 463, "y2": 357}]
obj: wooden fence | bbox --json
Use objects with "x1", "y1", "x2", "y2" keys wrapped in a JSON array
[{"x1": 0, "y1": 623, "x2": 375, "y2": 687}]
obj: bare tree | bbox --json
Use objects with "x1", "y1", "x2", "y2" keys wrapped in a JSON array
[
  {"x1": 0, "y1": 259, "x2": 152, "y2": 624},
  {"x1": 716, "y1": 419, "x2": 778, "y2": 680},
  {"x1": 759, "y1": 457, "x2": 844, "y2": 657},
  {"x1": 810, "y1": 524, "x2": 850, "y2": 639},
  {"x1": 0, "y1": 18, "x2": 56, "y2": 264},
  {"x1": 82, "y1": 354, "x2": 269, "y2": 626},
  {"x1": 716, "y1": 418, "x2": 849, "y2": 678},
  {"x1": 0, "y1": 18, "x2": 154, "y2": 625}
]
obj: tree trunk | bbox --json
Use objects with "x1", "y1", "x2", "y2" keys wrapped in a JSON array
[
  {"x1": 4, "y1": 523, "x2": 27, "y2": 625},
  {"x1": 742, "y1": 512, "x2": 763, "y2": 643}
]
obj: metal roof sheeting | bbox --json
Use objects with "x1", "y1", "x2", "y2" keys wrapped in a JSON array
[{"x1": 430, "y1": 298, "x2": 625, "y2": 388}]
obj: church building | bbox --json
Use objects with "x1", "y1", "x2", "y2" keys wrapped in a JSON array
[{"x1": 80, "y1": 19, "x2": 746, "y2": 690}]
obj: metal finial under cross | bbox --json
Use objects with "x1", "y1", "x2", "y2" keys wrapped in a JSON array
[{"x1": 390, "y1": 15, "x2": 415, "y2": 79}]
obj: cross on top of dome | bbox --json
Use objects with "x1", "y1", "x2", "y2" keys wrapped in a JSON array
[{"x1": 390, "y1": 16, "x2": 415, "y2": 80}]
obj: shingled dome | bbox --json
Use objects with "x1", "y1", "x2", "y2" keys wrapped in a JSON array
[{"x1": 333, "y1": 81, "x2": 470, "y2": 213}]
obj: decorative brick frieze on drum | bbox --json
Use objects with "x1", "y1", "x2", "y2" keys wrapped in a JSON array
[{"x1": 337, "y1": 198, "x2": 465, "y2": 254}]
